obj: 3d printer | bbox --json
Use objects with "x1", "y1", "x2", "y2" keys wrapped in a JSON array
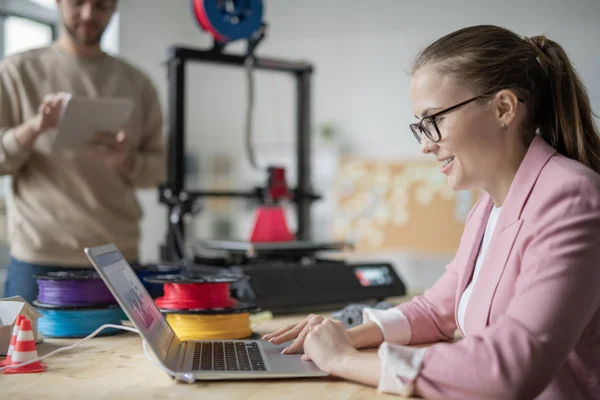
[{"x1": 157, "y1": 0, "x2": 407, "y2": 314}]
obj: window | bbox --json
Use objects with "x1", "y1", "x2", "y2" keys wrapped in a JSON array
[
  {"x1": 29, "y1": 0, "x2": 56, "y2": 9},
  {"x1": 3, "y1": 16, "x2": 53, "y2": 56},
  {"x1": 0, "y1": 0, "x2": 58, "y2": 59},
  {"x1": 102, "y1": 11, "x2": 119, "y2": 55}
]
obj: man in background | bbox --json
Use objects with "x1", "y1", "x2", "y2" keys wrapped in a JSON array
[{"x1": 0, "y1": 0, "x2": 166, "y2": 302}]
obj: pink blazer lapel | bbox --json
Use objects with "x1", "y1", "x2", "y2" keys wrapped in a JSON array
[
  {"x1": 454, "y1": 197, "x2": 491, "y2": 332},
  {"x1": 455, "y1": 195, "x2": 494, "y2": 311},
  {"x1": 464, "y1": 216, "x2": 523, "y2": 334},
  {"x1": 461, "y1": 136, "x2": 557, "y2": 334}
]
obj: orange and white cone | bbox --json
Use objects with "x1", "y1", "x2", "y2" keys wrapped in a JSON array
[
  {"x1": 0, "y1": 314, "x2": 25, "y2": 367},
  {"x1": 2, "y1": 317, "x2": 46, "y2": 374}
]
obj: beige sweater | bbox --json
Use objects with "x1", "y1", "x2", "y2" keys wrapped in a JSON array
[{"x1": 0, "y1": 43, "x2": 166, "y2": 266}]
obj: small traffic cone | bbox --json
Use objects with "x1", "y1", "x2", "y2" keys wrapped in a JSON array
[
  {"x1": 0, "y1": 315, "x2": 25, "y2": 367},
  {"x1": 2, "y1": 317, "x2": 46, "y2": 374}
]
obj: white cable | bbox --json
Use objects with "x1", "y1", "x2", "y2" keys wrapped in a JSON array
[
  {"x1": 0, "y1": 324, "x2": 177, "y2": 378},
  {"x1": 245, "y1": 55, "x2": 259, "y2": 170},
  {"x1": 142, "y1": 338, "x2": 177, "y2": 377}
]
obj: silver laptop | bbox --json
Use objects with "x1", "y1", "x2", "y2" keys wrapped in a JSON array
[{"x1": 84, "y1": 244, "x2": 328, "y2": 383}]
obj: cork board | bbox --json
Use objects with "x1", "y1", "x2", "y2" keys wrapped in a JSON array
[{"x1": 332, "y1": 157, "x2": 482, "y2": 255}]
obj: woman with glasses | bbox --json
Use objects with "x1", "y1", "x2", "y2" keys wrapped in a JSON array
[{"x1": 264, "y1": 25, "x2": 600, "y2": 399}]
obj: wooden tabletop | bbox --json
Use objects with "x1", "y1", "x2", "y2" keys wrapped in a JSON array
[{"x1": 1, "y1": 297, "x2": 419, "y2": 399}]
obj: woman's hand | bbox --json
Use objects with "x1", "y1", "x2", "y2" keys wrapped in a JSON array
[
  {"x1": 303, "y1": 319, "x2": 358, "y2": 374},
  {"x1": 262, "y1": 314, "x2": 327, "y2": 354}
]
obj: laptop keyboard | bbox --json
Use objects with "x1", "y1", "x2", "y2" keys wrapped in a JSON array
[{"x1": 192, "y1": 341, "x2": 267, "y2": 372}]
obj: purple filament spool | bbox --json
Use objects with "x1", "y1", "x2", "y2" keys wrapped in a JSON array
[{"x1": 37, "y1": 278, "x2": 116, "y2": 307}]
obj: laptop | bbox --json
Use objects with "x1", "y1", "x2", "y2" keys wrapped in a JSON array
[{"x1": 84, "y1": 244, "x2": 329, "y2": 383}]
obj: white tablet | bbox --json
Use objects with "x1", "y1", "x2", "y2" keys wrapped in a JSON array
[{"x1": 51, "y1": 95, "x2": 135, "y2": 151}]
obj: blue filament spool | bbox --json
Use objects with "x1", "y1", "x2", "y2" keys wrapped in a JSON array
[
  {"x1": 192, "y1": 0, "x2": 264, "y2": 42},
  {"x1": 34, "y1": 302, "x2": 125, "y2": 338}
]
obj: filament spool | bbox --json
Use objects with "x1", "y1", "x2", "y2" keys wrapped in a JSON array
[
  {"x1": 35, "y1": 271, "x2": 116, "y2": 307},
  {"x1": 34, "y1": 271, "x2": 124, "y2": 338},
  {"x1": 163, "y1": 310, "x2": 255, "y2": 341},
  {"x1": 191, "y1": 0, "x2": 264, "y2": 43},
  {"x1": 144, "y1": 272, "x2": 258, "y2": 340},
  {"x1": 133, "y1": 263, "x2": 181, "y2": 299},
  {"x1": 144, "y1": 271, "x2": 250, "y2": 310},
  {"x1": 33, "y1": 302, "x2": 124, "y2": 338}
]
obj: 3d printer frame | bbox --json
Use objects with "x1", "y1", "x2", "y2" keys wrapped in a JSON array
[{"x1": 159, "y1": 45, "x2": 319, "y2": 262}]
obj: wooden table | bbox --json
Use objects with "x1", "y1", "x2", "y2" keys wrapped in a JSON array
[{"x1": 1, "y1": 297, "x2": 419, "y2": 399}]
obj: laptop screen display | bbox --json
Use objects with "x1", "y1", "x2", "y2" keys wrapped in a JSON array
[{"x1": 90, "y1": 250, "x2": 175, "y2": 360}]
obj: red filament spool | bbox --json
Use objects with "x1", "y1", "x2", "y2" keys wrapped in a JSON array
[{"x1": 155, "y1": 282, "x2": 237, "y2": 310}]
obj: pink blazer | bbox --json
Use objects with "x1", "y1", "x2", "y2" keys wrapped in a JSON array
[{"x1": 395, "y1": 136, "x2": 600, "y2": 399}]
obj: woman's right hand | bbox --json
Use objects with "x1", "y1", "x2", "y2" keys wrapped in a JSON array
[{"x1": 262, "y1": 314, "x2": 335, "y2": 354}]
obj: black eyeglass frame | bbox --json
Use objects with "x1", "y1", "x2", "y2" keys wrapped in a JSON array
[
  {"x1": 409, "y1": 96, "x2": 481, "y2": 144},
  {"x1": 410, "y1": 95, "x2": 525, "y2": 143}
]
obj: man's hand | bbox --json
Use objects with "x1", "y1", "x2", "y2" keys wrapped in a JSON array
[
  {"x1": 15, "y1": 92, "x2": 70, "y2": 148},
  {"x1": 89, "y1": 131, "x2": 135, "y2": 175}
]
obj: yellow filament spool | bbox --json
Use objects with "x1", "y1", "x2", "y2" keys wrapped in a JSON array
[{"x1": 166, "y1": 313, "x2": 253, "y2": 341}]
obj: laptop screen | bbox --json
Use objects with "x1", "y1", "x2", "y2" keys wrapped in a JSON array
[{"x1": 89, "y1": 249, "x2": 175, "y2": 360}]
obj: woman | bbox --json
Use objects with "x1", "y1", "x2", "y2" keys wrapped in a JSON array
[{"x1": 263, "y1": 25, "x2": 600, "y2": 399}]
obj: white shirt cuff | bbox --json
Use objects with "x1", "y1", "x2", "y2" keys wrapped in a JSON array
[
  {"x1": 363, "y1": 307, "x2": 411, "y2": 344},
  {"x1": 377, "y1": 342, "x2": 428, "y2": 397}
]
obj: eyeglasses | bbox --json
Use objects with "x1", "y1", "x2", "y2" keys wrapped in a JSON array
[
  {"x1": 410, "y1": 95, "x2": 526, "y2": 143},
  {"x1": 410, "y1": 96, "x2": 482, "y2": 144}
]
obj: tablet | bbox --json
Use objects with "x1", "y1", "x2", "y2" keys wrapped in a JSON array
[{"x1": 51, "y1": 95, "x2": 135, "y2": 151}]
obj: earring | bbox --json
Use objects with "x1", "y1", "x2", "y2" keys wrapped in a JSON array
[{"x1": 503, "y1": 123, "x2": 508, "y2": 131}]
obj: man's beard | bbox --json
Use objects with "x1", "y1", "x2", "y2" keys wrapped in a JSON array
[{"x1": 64, "y1": 22, "x2": 105, "y2": 46}]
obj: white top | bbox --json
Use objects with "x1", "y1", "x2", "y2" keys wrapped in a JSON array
[{"x1": 456, "y1": 205, "x2": 502, "y2": 335}]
